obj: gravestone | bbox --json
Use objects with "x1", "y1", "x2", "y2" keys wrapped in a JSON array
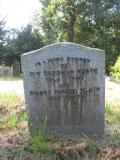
[
  {"x1": 0, "y1": 66, "x2": 13, "y2": 77},
  {"x1": 21, "y1": 42, "x2": 105, "y2": 135},
  {"x1": 13, "y1": 61, "x2": 21, "y2": 76}
]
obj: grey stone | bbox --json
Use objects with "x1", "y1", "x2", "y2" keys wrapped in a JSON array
[
  {"x1": 13, "y1": 61, "x2": 21, "y2": 76},
  {"x1": 0, "y1": 66, "x2": 13, "y2": 77},
  {"x1": 21, "y1": 42, "x2": 105, "y2": 135}
]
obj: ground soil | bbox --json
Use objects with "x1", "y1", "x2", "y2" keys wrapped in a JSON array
[{"x1": 0, "y1": 77, "x2": 120, "y2": 159}]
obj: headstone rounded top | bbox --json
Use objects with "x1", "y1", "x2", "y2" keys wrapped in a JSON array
[{"x1": 22, "y1": 42, "x2": 104, "y2": 57}]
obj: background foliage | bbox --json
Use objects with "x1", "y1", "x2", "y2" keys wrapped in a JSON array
[
  {"x1": 111, "y1": 56, "x2": 120, "y2": 80},
  {"x1": 0, "y1": 0, "x2": 120, "y2": 74}
]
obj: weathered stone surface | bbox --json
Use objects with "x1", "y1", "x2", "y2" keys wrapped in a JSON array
[
  {"x1": 0, "y1": 66, "x2": 13, "y2": 77},
  {"x1": 21, "y1": 42, "x2": 105, "y2": 135},
  {"x1": 13, "y1": 61, "x2": 21, "y2": 76}
]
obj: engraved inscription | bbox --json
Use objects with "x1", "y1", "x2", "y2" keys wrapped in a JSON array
[{"x1": 29, "y1": 56, "x2": 100, "y2": 124}]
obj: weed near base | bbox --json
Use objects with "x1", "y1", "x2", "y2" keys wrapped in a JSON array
[{"x1": 28, "y1": 133, "x2": 51, "y2": 154}]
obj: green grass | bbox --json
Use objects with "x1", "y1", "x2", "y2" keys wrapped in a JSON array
[
  {"x1": 7, "y1": 112, "x2": 27, "y2": 128},
  {"x1": 0, "y1": 91, "x2": 23, "y2": 109},
  {"x1": 0, "y1": 75, "x2": 23, "y2": 81},
  {"x1": 8, "y1": 114, "x2": 18, "y2": 127},
  {"x1": 28, "y1": 133, "x2": 51, "y2": 154},
  {"x1": 0, "y1": 92, "x2": 25, "y2": 131},
  {"x1": 110, "y1": 55, "x2": 120, "y2": 81},
  {"x1": 25, "y1": 115, "x2": 59, "y2": 156},
  {"x1": 0, "y1": 132, "x2": 58, "y2": 159},
  {"x1": 27, "y1": 116, "x2": 58, "y2": 155},
  {"x1": 114, "y1": 129, "x2": 120, "y2": 146},
  {"x1": 0, "y1": 91, "x2": 57, "y2": 157},
  {"x1": 84, "y1": 136, "x2": 100, "y2": 157},
  {"x1": 1, "y1": 90, "x2": 120, "y2": 159},
  {"x1": 105, "y1": 102, "x2": 120, "y2": 124}
]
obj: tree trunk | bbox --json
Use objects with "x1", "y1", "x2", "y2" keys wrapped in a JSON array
[{"x1": 68, "y1": 7, "x2": 76, "y2": 42}]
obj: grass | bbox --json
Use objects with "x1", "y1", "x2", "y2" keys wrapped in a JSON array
[
  {"x1": 0, "y1": 92, "x2": 25, "y2": 131},
  {"x1": 105, "y1": 102, "x2": 120, "y2": 124},
  {"x1": 8, "y1": 114, "x2": 18, "y2": 127},
  {"x1": 0, "y1": 91, "x2": 23, "y2": 109},
  {"x1": 84, "y1": 136, "x2": 100, "y2": 158},
  {"x1": 114, "y1": 129, "x2": 120, "y2": 146},
  {"x1": 28, "y1": 133, "x2": 51, "y2": 154},
  {"x1": 0, "y1": 91, "x2": 120, "y2": 159},
  {"x1": 105, "y1": 102, "x2": 120, "y2": 148},
  {"x1": 0, "y1": 75, "x2": 23, "y2": 81},
  {"x1": 0, "y1": 92, "x2": 58, "y2": 159},
  {"x1": 26, "y1": 116, "x2": 58, "y2": 155}
]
